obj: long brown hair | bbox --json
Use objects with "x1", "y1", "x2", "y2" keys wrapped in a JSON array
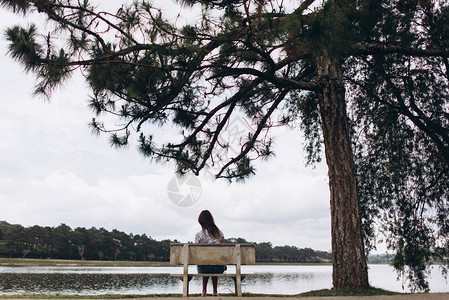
[{"x1": 198, "y1": 210, "x2": 221, "y2": 239}]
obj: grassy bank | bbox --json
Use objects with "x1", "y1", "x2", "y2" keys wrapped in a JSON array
[
  {"x1": 0, "y1": 288, "x2": 403, "y2": 299},
  {"x1": 0, "y1": 258, "x2": 334, "y2": 267},
  {"x1": 0, "y1": 258, "x2": 170, "y2": 267},
  {"x1": 299, "y1": 287, "x2": 401, "y2": 297}
]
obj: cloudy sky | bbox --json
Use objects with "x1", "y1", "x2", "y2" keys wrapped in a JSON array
[{"x1": 0, "y1": 0, "x2": 334, "y2": 252}]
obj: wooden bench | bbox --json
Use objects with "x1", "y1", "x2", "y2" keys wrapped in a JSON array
[{"x1": 170, "y1": 243, "x2": 255, "y2": 296}]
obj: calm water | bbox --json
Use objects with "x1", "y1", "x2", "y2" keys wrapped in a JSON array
[{"x1": 0, "y1": 265, "x2": 447, "y2": 295}]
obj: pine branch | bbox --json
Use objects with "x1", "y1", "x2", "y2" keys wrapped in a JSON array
[
  {"x1": 354, "y1": 42, "x2": 449, "y2": 58},
  {"x1": 216, "y1": 88, "x2": 288, "y2": 178},
  {"x1": 168, "y1": 77, "x2": 264, "y2": 149}
]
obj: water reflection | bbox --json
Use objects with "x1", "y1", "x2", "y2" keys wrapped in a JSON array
[
  {"x1": 0, "y1": 265, "x2": 446, "y2": 295},
  {"x1": 0, "y1": 272, "x2": 180, "y2": 295}
]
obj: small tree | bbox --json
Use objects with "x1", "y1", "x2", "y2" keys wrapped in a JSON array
[{"x1": 77, "y1": 245, "x2": 85, "y2": 260}]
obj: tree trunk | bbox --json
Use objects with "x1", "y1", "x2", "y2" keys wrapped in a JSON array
[{"x1": 314, "y1": 48, "x2": 369, "y2": 289}]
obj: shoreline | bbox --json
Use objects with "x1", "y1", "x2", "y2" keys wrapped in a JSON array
[
  {"x1": 0, "y1": 258, "x2": 169, "y2": 267},
  {"x1": 0, "y1": 258, "x2": 337, "y2": 267}
]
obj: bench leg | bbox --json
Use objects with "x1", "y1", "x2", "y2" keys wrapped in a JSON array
[
  {"x1": 236, "y1": 274, "x2": 242, "y2": 296},
  {"x1": 235, "y1": 244, "x2": 242, "y2": 296},
  {"x1": 182, "y1": 274, "x2": 189, "y2": 296},
  {"x1": 182, "y1": 244, "x2": 190, "y2": 297},
  {"x1": 231, "y1": 276, "x2": 243, "y2": 296}
]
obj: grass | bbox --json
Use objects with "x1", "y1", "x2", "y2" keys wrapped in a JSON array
[
  {"x1": 0, "y1": 258, "x2": 170, "y2": 267},
  {"x1": 240, "y1": 287, "x2": 401, "y2": 297},
  {"x1": 0, "y1": 257, "x2": 334, "y2": 267},
  {"x1": 0, "y1": 294, "x2": 183, "y2": 299},
  {"x1": 0, "y1": 289, "x2": 404, "y2": 299},
  {"x1": 297, "y1": 287, "x2": 401, "y2": 297},
  {"x1": 0, "y1": 294, "x2": 193, "y2": 299}
]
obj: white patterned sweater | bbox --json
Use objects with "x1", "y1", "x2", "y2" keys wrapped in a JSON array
[{"x1": 195, "y1": 229, "x2": 224, "y2": 244}]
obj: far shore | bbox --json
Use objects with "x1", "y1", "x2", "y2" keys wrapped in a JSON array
[
  {"x1": 0, "y1": 258, "x2": 335, "y2": 267},
  {"x1": 0, "y1": 258, "x2": 170, "y2": 267}
]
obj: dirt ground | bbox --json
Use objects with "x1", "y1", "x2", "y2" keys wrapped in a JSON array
[{"x1": 134, "y1": 294, "x2": 449, "y2": 300}]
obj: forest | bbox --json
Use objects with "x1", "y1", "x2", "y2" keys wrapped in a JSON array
[{"x1": 0, "y1": 221, "x2": 331, "y2": 263}]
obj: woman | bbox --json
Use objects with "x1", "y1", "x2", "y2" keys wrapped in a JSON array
[{"x1": 195, "y1": 210, "x2": 226, "y2": 296}]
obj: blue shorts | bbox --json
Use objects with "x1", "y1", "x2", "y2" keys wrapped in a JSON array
[{"x1": 197, "y1": 265, "x2": 227, "y2": 274}]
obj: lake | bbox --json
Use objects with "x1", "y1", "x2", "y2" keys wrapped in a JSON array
[{"x1": 0, "y1": 264, "x2": 447, "y2": 295}]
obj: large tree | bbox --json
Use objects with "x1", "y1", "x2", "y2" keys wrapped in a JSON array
[
  {"x1": 286, "y1": 0, "x2": 449, "y2": 291},
  {"x1": 2, "y1": 0, "x2": 449, "y2": 290}
]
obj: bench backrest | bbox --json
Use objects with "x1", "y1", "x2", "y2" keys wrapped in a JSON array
[{"x1": 170, "y1": 243, "x2": 255, "y2": 265}]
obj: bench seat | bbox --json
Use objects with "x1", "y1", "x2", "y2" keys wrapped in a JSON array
[
  {"x1": 171, "y1": 272, "x2": 253, "y2": 295},
  {"x1": 170, "y1": 273, "x2": 253, "y2": 279}
]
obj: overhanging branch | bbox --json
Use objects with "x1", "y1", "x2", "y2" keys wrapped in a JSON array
[
  {"x1": 353, "y1": 42, "x2": 449, "y2": 58},
  {"x1": 216, "y1": 88, "x2": 289, "y2": 178}
]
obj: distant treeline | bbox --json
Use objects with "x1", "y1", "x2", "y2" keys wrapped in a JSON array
[{"x1": 0, "y1": 221, "x2": 331, "y2": 262}]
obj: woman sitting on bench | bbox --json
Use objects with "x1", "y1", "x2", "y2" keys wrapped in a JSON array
[{"x1": 195, "y1": 210, "x2": 227, "y2": 296}]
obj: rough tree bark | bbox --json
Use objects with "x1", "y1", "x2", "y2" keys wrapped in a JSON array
[{"x1": 315, "y1": 47, "x2": 369, "y2": 289}]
